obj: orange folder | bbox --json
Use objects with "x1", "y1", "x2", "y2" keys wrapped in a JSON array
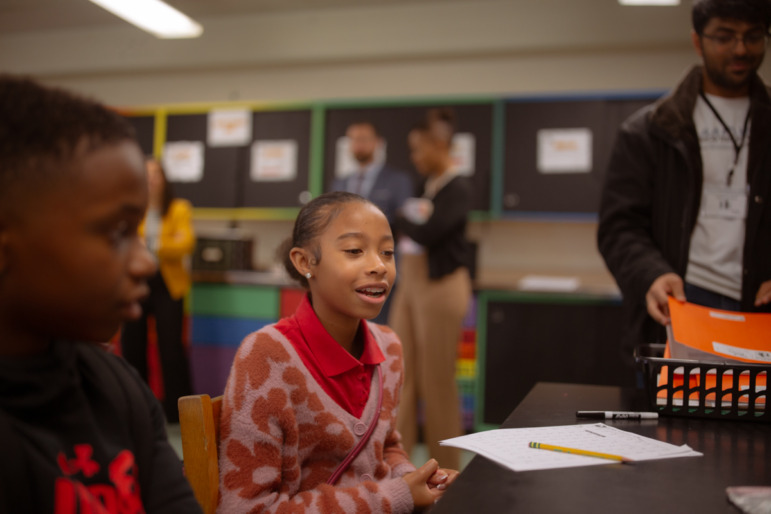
[
  {"x1": 657, "y1": 299, "x2": 768, "y2": 409},
  {"x1": 667, "y1": 298, "x2": 771, "y2": 364}
]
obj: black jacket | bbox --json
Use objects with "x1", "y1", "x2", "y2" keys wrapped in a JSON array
[
  {"x1": 598, "y1": 66, "x2": 771, "y2": 351},
  {"x1": 0, "y1": 341, "x2": 202, "y2": 513},
  {"x1": 395, "y1": 175, "x2": 473, "y2": 280}
]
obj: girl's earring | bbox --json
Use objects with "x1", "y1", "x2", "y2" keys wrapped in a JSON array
[{"x1": 305, "y1": 272, "x2": 312, "y2": 279}]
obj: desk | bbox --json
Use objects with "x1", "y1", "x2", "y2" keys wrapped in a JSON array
[{"x1": 432, "y1": 382, "x2": 770, "y2": 513}]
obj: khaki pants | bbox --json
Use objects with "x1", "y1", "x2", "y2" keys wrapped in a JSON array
[{"x1": 389, "y1": 253, "x2": 471, "y2": 470}]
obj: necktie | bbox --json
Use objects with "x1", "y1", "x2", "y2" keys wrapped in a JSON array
[{"x1": 352, "y1": 170, "x2": 366, "y2": 196}]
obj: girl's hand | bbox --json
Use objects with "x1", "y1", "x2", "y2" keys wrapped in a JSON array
[
  {"x1": 427, "y1": 467, "x2": 459, "y2": 491},
  {"x1": 403, "y1": 459, "x2": 443, "y2": 509}
]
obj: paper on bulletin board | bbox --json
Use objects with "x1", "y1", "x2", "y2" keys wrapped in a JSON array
[
  {"x1": 207, "y1": 109, "x2": 252, "y2": 147},
  {"x1": 250, "y1": 140, "x2": 298, "y2": 182},
  {"x1": 162, "y1": 141, "x2": 204, "y2": 182},
  {"x1": 451, "y1": 132, "x2": 476, "y2": 176},
  {"x1": 334, "y1": 136, "x2": 387, "y2": 179},
  {"x1": 537, "y1": 128, "x2": 593, "y2": 174}
]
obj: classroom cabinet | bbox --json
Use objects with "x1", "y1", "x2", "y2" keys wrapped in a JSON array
[{"x1": 475, "y1": 291, "x2": 635, "y2": 429}]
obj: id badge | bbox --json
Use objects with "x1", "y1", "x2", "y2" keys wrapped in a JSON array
[{"x1": 701, "y1": 184, "x2": 748, "y2": 219}]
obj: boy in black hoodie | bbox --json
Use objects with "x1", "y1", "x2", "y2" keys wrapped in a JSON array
[{"x1": 0, "y1": 74, "x2": 202, "y2": 513}]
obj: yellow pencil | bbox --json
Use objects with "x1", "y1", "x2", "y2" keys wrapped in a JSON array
[{"x1": 528, "y1": 441, "x2": 632, "y2": 463}]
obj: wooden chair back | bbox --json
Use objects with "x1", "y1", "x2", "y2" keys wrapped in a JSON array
[{"x1": 178, "y1": 394, "x2": 222, "y2": 514}]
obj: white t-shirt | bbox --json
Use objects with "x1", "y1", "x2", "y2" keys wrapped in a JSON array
[{"x1": 686, "y1": 93, "x2": 750, "y2": 300}]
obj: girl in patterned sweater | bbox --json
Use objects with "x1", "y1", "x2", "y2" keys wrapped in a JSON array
[{"x1": 218, "y1": 192, "x2": 458, "y2": 513}]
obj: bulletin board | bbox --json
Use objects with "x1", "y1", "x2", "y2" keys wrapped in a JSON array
[
  {"x1": 118, "y1": 92, "x2": 666, "y2": 219},
  {"x1": 503, "y1": 94, "x2": 661, "y2": 214},
  {"x1": 164, "y1": 112, "x2": 242, "y2": 208},
  {"x1": 124, "y1": 114, "x2": 155, "y2": 157},
  {"x1": 239, "y1": 109, "x2": 312, "y2": 208},
  {"x1": 162, "y1": 108, "x2": 313, "y2": 209},
  {"x1": 322, "y1": 101, "x2": 494, "y2": 212}
]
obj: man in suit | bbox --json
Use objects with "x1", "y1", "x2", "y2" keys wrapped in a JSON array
[
  {"x1": 331, "y1": 121, "x2": 413, "y2": 323},
  {"x1": 332, "y1": 121, "x2": 413, "y2": 226}
]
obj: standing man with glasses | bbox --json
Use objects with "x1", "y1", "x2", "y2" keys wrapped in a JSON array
[{"x1": 598, "y1": 0, "x2": 771, "y2": 356}]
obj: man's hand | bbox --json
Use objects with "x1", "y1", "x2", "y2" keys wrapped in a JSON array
[
  {"x1": 755, "y1": 280, "x2": 771, "y2": 307},
  {"x1": 645, "y1": 273, "x2": 685, "y2": 325}
]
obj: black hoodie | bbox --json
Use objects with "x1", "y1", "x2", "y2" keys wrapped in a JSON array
[{"x1": 0, "y1": 341, "x2": 201, "y2": 513}]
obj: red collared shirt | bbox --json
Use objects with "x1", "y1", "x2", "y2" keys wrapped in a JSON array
[{"x1": 274, "y1": 294, "x2": 385, "y2": 418}]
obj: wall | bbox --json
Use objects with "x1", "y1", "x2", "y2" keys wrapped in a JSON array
[
  {"x1": 5, "y1": 0, "x2": 767, "y2": 290},
  {"x1": 193, "y1": 217, "x2": 611, "y2": 291},
  {"x1": 1, "y1": 0, "x2": 727, "y2": 106}
]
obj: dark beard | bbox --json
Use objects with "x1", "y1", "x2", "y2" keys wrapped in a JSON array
[
  {"x1": 705, "y1": 59, "x2": 756, "y2": 93},
  {"x1": 353, "y1": 154, "x2": 374, "y2": 165}
]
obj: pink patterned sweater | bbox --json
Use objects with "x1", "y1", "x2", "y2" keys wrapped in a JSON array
[{"x1": 217, "y1": 322, "x2": 417, "y2": 513}]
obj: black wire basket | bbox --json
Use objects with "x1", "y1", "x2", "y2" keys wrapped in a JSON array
[{"x1": 634, "y1": 344, "x2": 769, "y2": 423}]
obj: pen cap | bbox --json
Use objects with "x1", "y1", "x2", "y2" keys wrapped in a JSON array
[{"x1": 575, "y1": 411, "x2": 605, "y2": 419}]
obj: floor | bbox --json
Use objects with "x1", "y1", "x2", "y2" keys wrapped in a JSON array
[{"x1": 166, "y1": 423, "x2": 475, "y2": 471}]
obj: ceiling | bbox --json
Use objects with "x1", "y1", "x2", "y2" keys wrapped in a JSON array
[{"x1": 0, "y1": 0, "x2": 476, "y2": 33}]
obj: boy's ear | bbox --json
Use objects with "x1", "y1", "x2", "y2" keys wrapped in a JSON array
[{"x1": 288, "y1": 247, "x2": 312, "y2": 277}]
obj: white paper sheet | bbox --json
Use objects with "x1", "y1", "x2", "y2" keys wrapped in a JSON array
[
  {"x1": 440, "y1": 423, "x2": 702, "y2": 472},
  {"x1": 208, "y1": 108, "x2": 252, "y2": 147},
  {"x1": 162, "y1": 141, "x2": 204, "y2": 182},
  {"x1": 450, "y1": 132, "x2": 476, "y2": 177},
  {"x1": 250, "y1": 140, "x2": 298, "y2": 182},
  {"x1": 537, "y1": 128, "x2": 592, "y2": 174}
]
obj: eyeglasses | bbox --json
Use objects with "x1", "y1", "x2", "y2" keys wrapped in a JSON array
[{"x1": 701, "y1": 31, "x2": 769, "y2": 50}]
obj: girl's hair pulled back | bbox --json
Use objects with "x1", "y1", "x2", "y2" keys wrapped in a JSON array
[{"x1": 279, "y1": 191, "x2": 370, "y2": 288}]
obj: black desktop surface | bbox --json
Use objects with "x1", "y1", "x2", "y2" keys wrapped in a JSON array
[{"x1": 431, "y1": 382, "x2": 770, "y2": 514}]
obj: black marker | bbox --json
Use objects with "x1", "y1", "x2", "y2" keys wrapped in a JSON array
[{"x1": 576, "y1": 411, "x2": 658, "y2": 420}]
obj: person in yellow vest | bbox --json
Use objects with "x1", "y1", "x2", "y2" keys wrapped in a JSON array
[{"x1": 121, "y1": 157, "x2": 195, "y2": 423}]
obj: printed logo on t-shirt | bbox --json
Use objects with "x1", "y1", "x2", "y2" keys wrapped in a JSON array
[
  {"x1": 697, "y1": 124, "x2": 746, "y2": 147},
  {"x1": 54, "y1": 444, "x2": 143, "y2": 513}
]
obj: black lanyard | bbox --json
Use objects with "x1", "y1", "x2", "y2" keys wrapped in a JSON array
[{"x1": 699, "y1": 91, "x2": 751, "y2": 186}]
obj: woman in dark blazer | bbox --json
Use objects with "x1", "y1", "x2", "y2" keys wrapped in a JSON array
[{"x1": 389, "y1": 108, "x2": 473, "y2": 471}]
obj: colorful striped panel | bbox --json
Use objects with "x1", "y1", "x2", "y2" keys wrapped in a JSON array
[
  {"x1": 191, "y1": 315, "x2": 272, "y2": 346},
  {"x1": 190, "y1": 283, "x2": 279, "y2": 319}
]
